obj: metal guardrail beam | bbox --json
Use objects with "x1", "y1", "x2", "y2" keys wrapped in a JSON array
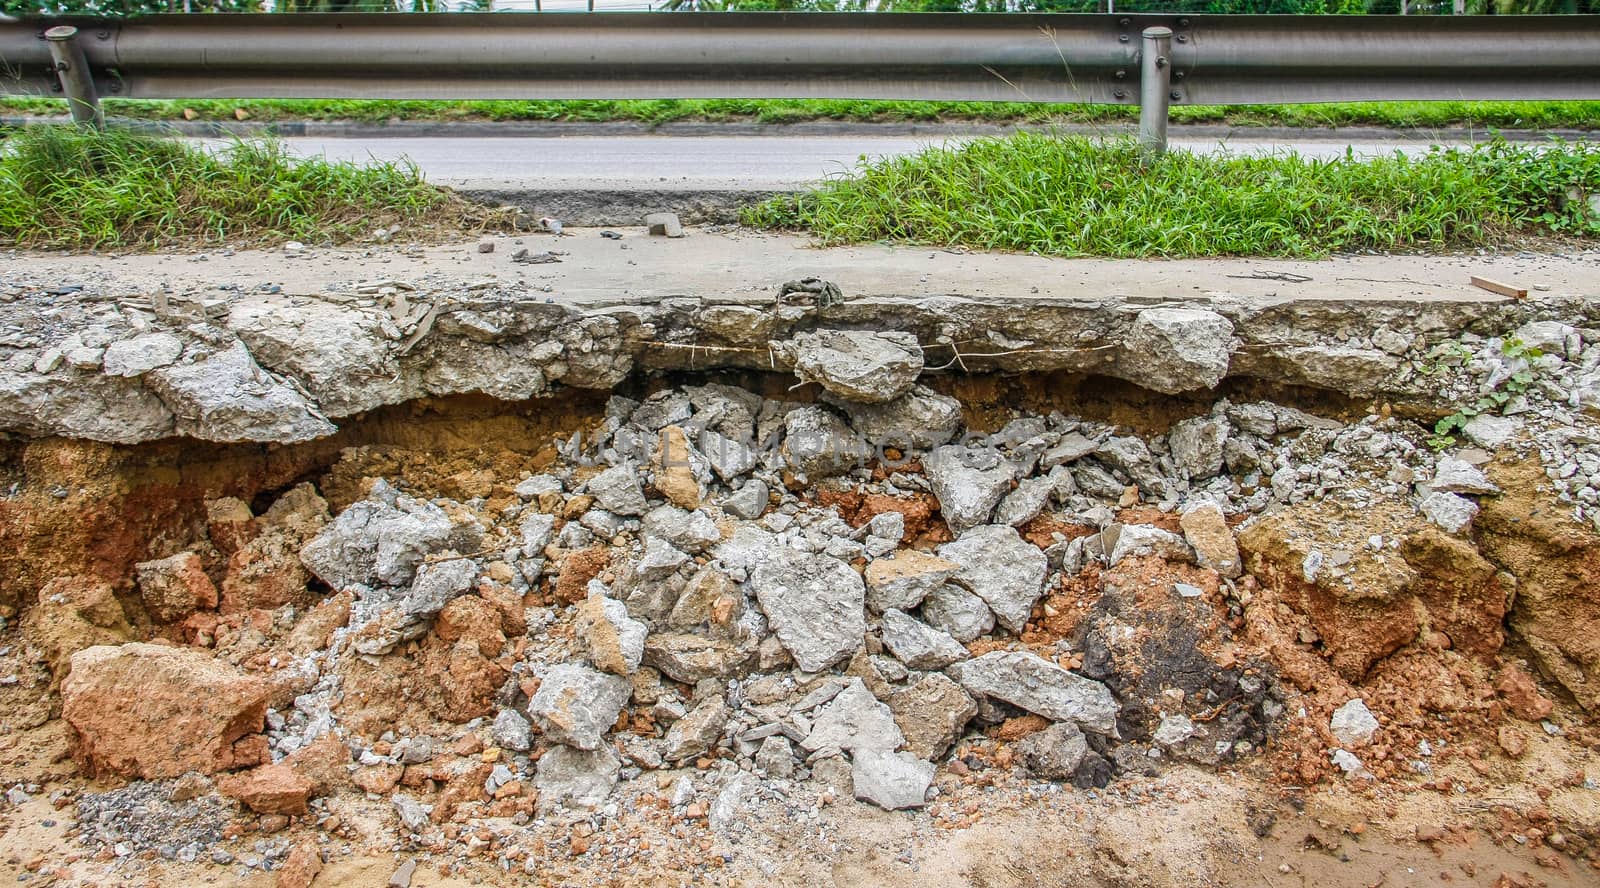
[{"x1": 1, "y1": 13, "x2": 1598, "y2": 108}]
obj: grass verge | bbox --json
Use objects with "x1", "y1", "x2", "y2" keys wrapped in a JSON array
[
  {"x1": 0, "y1": 126, "x2": 477, "y2": 250},
  {"x1": 2, "y1": 97, "x2": 1599, "y2": 130},
  {"x1": 741, "y1": 133, "x2": 1600, "y2": 258}
]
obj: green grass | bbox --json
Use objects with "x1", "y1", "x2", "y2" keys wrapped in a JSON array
[
  {"x1": 0, "y1": 126, "x2": 463, "y2": 250},
  {"x1": 741, "y1": 133, "x2": 1600, "y2": 258},
  {"x1": 3, "y1": 97, "x2": 1599, "y2": 130}
]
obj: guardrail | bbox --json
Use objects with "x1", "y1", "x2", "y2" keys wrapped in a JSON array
[{"x1": 3, "y1": 13, "x2": 1599, "y2": 153}]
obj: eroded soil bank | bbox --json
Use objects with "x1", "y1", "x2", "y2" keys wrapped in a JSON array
[{"x1": 2, "y1": 269, "x2": 1600, "y2": 886}]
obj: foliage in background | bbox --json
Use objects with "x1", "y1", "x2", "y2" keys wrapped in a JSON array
[
  {"x1": 0, "y1": 126, "x2": 455, "y2": 249},
  {"x1": 741, "y1": 133, "x2": 1600, "y2": 257}
]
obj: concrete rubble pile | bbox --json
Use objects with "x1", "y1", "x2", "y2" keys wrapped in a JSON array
[{"x1": 8, "y1": 321, "x2": 1600, "y2": 882}]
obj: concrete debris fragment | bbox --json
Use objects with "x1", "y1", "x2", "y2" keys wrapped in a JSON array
[
  {"x1": 947, "y1": 651, "x2": 1119, "y2": 735},
  {"x1": 851, "y1": 749, "x2": 934, "y2": 810},
  {"x1": 751, "y1": 548, "x2": 865, "y2": 673},
  {"x1": 525, "y1": 664, "x2": 632, "y2": 750},
  {"x1": 780, "y1": 328, "x2": 924, "y2": 404},
  {"x1": 937, "y1": 525, "x2": 1046, "y2": 633},
  {"x1": 644, "y1": 212, "x2": 684, "y2": 238}
]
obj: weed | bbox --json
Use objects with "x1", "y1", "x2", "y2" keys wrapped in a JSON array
[{"x1": 0, "y1": 126, "x2": 459, "y2": 250}]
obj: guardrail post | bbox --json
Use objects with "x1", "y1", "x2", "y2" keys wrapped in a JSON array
[
  {"x1": 44, "y1": 25, "x2": 103, "y2": 131},
  {"x1": 1138, "y1": 25, "x2": 1172, "y2": 160}
]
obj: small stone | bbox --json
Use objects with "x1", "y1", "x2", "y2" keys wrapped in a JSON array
[
  {"x1": 888, "y1": 672, "x2": 977, "y2": 761},
  {"x1": 133, "y1": 551, "x2": 219, "y2": 623},
  {"x1": 643, "y1": 633, "x2": 758, "y2": 683},
  {"x1": 754, "y1": 735, "x2": 796, "y2": 778},
  {"x1": 491, "y1": 708, "x2": 532, "y2": 752},
  {"x1": 1153, "y1": 714, "x2": 1197, "y2": 747},
  {"x1": 217, "y1": 762, "x2": 313, "y2": 815},
  {"x1": 1420, "y1": 491, "x2": 1478, "y2": 534},
  {"x1": 1330, "y1": 699, "x2": 1380, "y2": 748},
  {"x1": 1168, "y1": 415, "x2": 1229, "y2": 480},
  {"x1": 1178, "y1": 503, "x2": 1241, "y2": 579},
  {"x1": 477, "y1": 236, "x2": 495, "y2": 253},
  {"x1": 720, "y1": 480, "x2": 769, "y2": 520},
  {"x1": 1462, "y1": 414, "x2": 1519, "y2": 450},
  {"x1": 644, "y1": 212, "x2": 684, "y2": 238},
  {"x1": 635, "y1": 536, "x2": 689, "y2": 579},
  {"x1": 535, "y1": 745, "x2": 621, "y2": 812},
  {"x1": 1429, "y1": 457, "x2": 1500, "y2": 496},
  {"x1": 1106, "y1": 523, "x2": 1193, "y2": 567},
  {"x1": 641, "y1": 505, "x2": 720, "y2": 554},
  {"x1": 1016, "y1": 721, "x2": 1089, "y2": 779},
  {"x1": 587, "y1": 464, "x2": 649, "y2": 516},
  {"x1": 663, "y1": 694, "x2": 729, "y2": 762},
  {"x1": 576, "y1": 591, "x2": 647, "y2": 675},
  {"x1": 851, "y1": 749, "x2": 934, "y2": 810}
]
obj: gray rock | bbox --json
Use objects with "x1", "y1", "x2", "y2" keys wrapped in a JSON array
[
  {"x1": 782, "y1": 328, "x2": 923, "y2": 404},
  {"x1": 515, "y1": 474, "x2": 563, "y2": 498},
  {"x1": 1039, "y1": 432, "x2": 1099, "y2": 469},
  {"x1": 643, "y1": 633, "x2": 758, "y2": 683},
  {"x1": 864, "y1": 550, "x2": 960, "y2": 614},
  {"x1": 754, "y1": 735, "x2": 796, "y2": 778},
  {"x1": 577, "y1": 591, "x2": 648, "y2": 675},
  {"x1": 519, "y1": 511, "x2": 556, "y2": 557},
  {"x1": 919, "y1": 584, "x2": 995, "y2": 643},
  {"x1": 822, "y1": 384, "x2": 963, "y2": 451},
  {"x1": 1420, "y1": 490, "x2": 1478, "y2": 534},
  {"x1": 534, "y1": 745, "x2": 621, "y2": 812},
  {"x1": 719, "y1": 480, "x2": 769, "y2": 520},
  {"x1": 947, "y1": 651, "x2": 1118, "y2": 735},
  {"x1": 391, "y1": 796, "x2": 434, "y2": 834},
  {"x1": 1016, "y1": 721, "x2": 1089, "y2": 779},
  {"x1": 148, "y1": 341, "x2": 334, "y2": 443},
  {"x1": 708, "y1": 773, "x2": 752, "y2": 833},
  {"x1": 1514, "y1": 320, "x2": 1577, "y2": 358},
  {"x1": 1073, "y1": 461, "x2": 1127, "y2": 499},
  {"x1": 751, "y1": 548, "x2": 865, "y2": 673},
  {"x1": 663, "y1": 694, "x2": 729, "y2": 761},
  {"x1": 491, "y1": 708, "x2": 532, "y2": 752},
  {"x1": 401, "y1": 558, "x2": 477, "y2": 619},
  {"x1": 1152, "y1": 714, "x2": 1196, "y2": 747},
  {"x1": 1330, "y1": 699, "x2": 1380, "y2": 748},
  {"x1": 851, "y1": 749, "x2": 934, "y2": 810},
  {"x1": 1123, "y1": 308, "x2": 1235, "y2": 394},
  {"x1": 1168, "y1": 415, "x2": 1229, "y2": 480},
  {"x1": 1106, "y1": 523, "x2": 1194, "y2": 567},
  {"x1": 993, "y1": 472, "x2": 1056, "y2": 527},
  {"x1": 937, "y1": 525, "x2": 1047, "y2": 633},
  {"x1": 635, "y1": 536, "x2": 689, "y2": 579},
  {"x1": 641, "y1": 505, "x2": 720, "y2": 553},
  {"x1": 587, "y1": 464, "x2": 649, "y2": 516},
  {"x1": 924, "y1": 445, "x2": 1015, "y2": 534},
  {"x1": 879, "y1": 609, "x2": 969, "y2": 670},
  {"x1": 644, "y1": 212, "x2": 684, "y2": 238},
  {"x1": 300, "y1": 485, "x2": 455, "y2": 589},
  {"x1": 782, "y1": 406, "x2": 871, "y2": 479},
  {"x1": 101, "y1": 333, "x2": 184, "y2": 377},
  {"x1": 698, "y1": 428, "x2": 758, "y2": 482},
  {"x1": 631, "y1": 391, "x2": 691, "y2": 430},
  {"x1": 1462, "y1": 414, "x2": 1519, "y2": 450},
  {"x1": 801, "y1": 679, "x2": 905, "y2": 753},
  {"x1": 1430, "y1": 456, "x2": 1500, "y2": 496},
  {"x1": 525, "y1": 664, "x2": 632, "y2": 750},
  {"x1": 888, "y1": 672, "x2": 977, "y2": 761},
  {"x1": 1095, "y1": 436, "x2": 1167, "y2": 498}
]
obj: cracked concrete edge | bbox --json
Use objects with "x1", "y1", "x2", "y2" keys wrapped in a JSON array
[{"x1": 2, "y1": 279, "x2": 1591, "y2": 447}]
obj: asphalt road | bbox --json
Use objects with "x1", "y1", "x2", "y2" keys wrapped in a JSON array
[{"x1": 264, "y1": 133, "x2": 1507, "y2": 192}]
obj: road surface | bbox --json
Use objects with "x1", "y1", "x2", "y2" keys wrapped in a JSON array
[{"x1": 262, "y1": 132, "x2": 1520, "y2": 192}]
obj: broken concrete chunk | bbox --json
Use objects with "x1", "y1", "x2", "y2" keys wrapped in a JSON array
[
  {"x1": 919, "y1": 584, "x2": 995, "y2": 643},
  {"x1": 924, "y1": 445, "x2": 1015, "y2": 534},
  {"x1": 947, "y1": 651, "x2": 1118, "y2": 735},
  {"x1": 1168, "y1": 415, "x2": 1230, "y2": 480},
  {"x1": 801, "y1": 679, "x2": 905, "y2": 753},
  {"x1": 491, "y1": 708, "x2": 532, "y2": 752},
  {"x1": 782, "y1": 406, "x2": 871, "y2": 480},
  {"x1": 643, "y1": 632, "x2": 758, "y2": 684},
  {"x1": 937, "y1": 525, "x2": 1047, "y2": 633},
  {"x1": 587, "y1": 463, "x2": 649, "y2": 516},
  {"x1": 888, "y1": 672, "x2": 977, "y2": 761},
  {"x1": 1106, "y1": 523, "x2": 1194, "y2": 567},
  {"x1": 1429, "y1": 456, "x2": 1500, "y2": 496},
  {"x1": 698, "y1": 427, "x2": 758, "y2": 482},
  {"x1": 402, "y1": 558, "x2": 477, "y2": 620},
  {"x1": 851, "y1": 749, "x2": 934, "y2": 810},
  {"x1": 663, "y1": 694, "x2": 729, "y2": 762},
  {"x1": 635, "y1": 536, "x2": 689, "y2": 579},
  {"x1": 751, "y1": 547, "x2": 865, "y2": 673},
  {"x1": 576, "y1": 590, "x2": 647, "y2": 675},
  {"x1": 148, "y1": 341, "x2": 335, "y2": 443},
  {"x1": 1420, "y1": 490, "x2": 1478, "y2": 534},
  {"x1": 525, "y1": 663, "x2": 632, "y2": 750},
  {"x1": 535, "y1": 745, "x2": 620, "y2": 812},
  {"x1": 1330, "y1": 698, "x2": 1380, "y2": 748},
  {"x1": 719, "y1": 479, "x2": 769, "y2": 521},
  {"x1": 782, "y1": 328, "x2": 924, "y2": 404},
  {"x1": 641, "y1": 505, "x2": 720, "y2": 554},
  {"x1": 644, "y1": 212, "x2": 684, "y2": 238},
  {"x1": 822, "y1": 384, "x2": 963, "y2": 451},
  {"x1": 879, "y1": 609, "x2": 969, "y2": 670},
  {"x1": 1123, "y1": 308, "x2": 1235, "y2": 395},
  {"x1": 101, "y1": 332, "x2": 184, "y2": 378},
  {"x1": 300, "y1": 486, "x2": 454, "y2": 589},
  {"x1": 1016, "y1": 720, "x2": 1089, "y2": 779},
  {"x1": 864, "y1": 550, "x2": 960, "y2": 614},
  {"x1": 1178, "y1": 503, "x2": 1241, "y2": 579},
  {"x1": 754, "y1": 735, "x2": 796, "y2": 778}
]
